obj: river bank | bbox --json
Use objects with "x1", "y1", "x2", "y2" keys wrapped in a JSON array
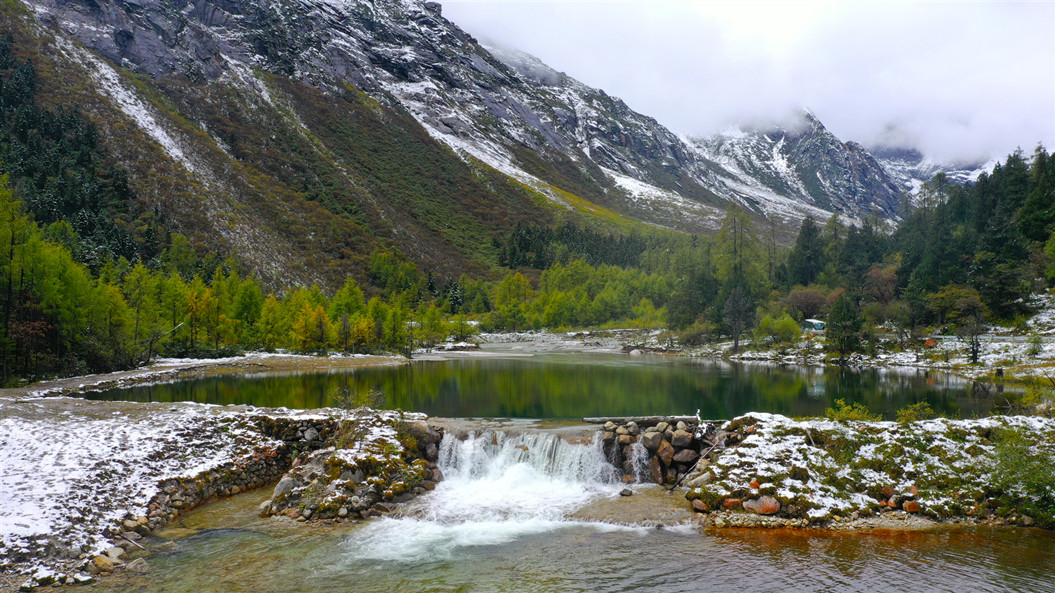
[{"x1": 0, "y1": 352, "x2": 406, "y2": 400}]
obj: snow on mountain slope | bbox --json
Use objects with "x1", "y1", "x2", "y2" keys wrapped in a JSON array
[
  {"x1": 689, "y1": 112, "x2": 906, "y2": 221},
  {"x1": 870, "y1": 146, "x2": 995, "y2": 199},
  {"x1": 17, "y1": 0, "x2": 916, "y2": 242}
]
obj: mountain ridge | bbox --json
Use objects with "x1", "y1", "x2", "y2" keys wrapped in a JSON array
[{"x1": 0, "y1": 0, "x2": 983, "y2": 289}]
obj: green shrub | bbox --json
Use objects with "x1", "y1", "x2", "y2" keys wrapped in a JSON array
[
  {"x1": 678, "y1": 321, "x2": 716, "y2": 347},
  {"x1": 753, "y1": 313, "x2": 801, "y2": 353},
  {"x1": 824, "y1": 398, "x2": 881, "y2": 422},
  {"x1": 991, "y1": 429, "x2": 1055, "y2": 527},
  {"x1": 1028, "y1": 333, "x2": 1043, "y2": 357},
  {"x1": 896, "y1": 401, "x2": 937, "y2": 423}
]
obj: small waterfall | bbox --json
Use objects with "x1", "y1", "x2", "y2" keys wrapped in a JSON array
[
  {"x1": 342, "y1": 429, "x2": 628, "y2": 561},
  {"x1": 627, "y1": 440, "x2": 650, "y2": 482},
  {"x1": 438, "y1": 430, "x2": 621, "y2": 485}
]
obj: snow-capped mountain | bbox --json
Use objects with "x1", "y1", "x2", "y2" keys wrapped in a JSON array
[
  {"x1": 688, "y1": 112, "x2": 905, "y2": 220},
  {"x1": 2, "y1": 0, "x2": 941, "y2": 283},
  {"x1": 869, "y1": 146, "x2": 994, "y2": 197}
]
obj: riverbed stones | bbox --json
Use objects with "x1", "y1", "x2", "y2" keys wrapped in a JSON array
[
  {"x1": 723, "y1": 498, "x2": 743, "y2": 510},
  {"x1": 656, "y1": 440, "x2": 675, "y2": 465},
  {"x1": 692, "y1": 499, "x2": 709, "y2": 512},
  {"x1": 600, "y1": 417, "x2": 720, "y2": 488},
  {"x1": 90, "y1": 555, "x2": 114, "y2": 573},
  {"x1": 641, "y1": 431, "x2": 664, "y2": 451},
  {"x1": 649, "y1": 457, "x2": 664, "y2": 484},
  {"x1": 743, "y1": 496, "x2": 781, "y2": 515},
  {"x1": 672, "y1": 449, "x2": 699, "y2": 464},
  {"x1": 125, "y1": 558, "x2": 150, "y2": 573},
  {"x1": 671, "y1": 429, "x2": 693, "y2": 448},
  {"x1": 685, "y1": 471, "x2": 713, "y2": 488}
]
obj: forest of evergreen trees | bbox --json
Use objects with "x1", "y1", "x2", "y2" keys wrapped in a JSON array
[{"x1": 1, "y1": 37, "x2": 1053, "y2": 384}]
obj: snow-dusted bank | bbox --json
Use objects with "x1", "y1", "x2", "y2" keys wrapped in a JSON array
[
  {"x1": 0, "y1": 394, "x2": 431, "y2": 589},
  {"x1": 684, "y1": 413, "x2": 1055, "y2": 529}
]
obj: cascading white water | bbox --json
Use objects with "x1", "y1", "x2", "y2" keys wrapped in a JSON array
[
  {"x1": 627, "y1": 440, "x2": 651, "y2": 482},
  {"x1": 341, "y1": 430, "x2": 631, "y2": 562}
]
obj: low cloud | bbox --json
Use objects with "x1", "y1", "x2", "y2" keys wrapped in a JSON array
[{"x1": 441, "y1": 1, "x2": 1054, "y2": 164}]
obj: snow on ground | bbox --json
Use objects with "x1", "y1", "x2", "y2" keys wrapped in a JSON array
[
  {"x1": 25, "y1": 351, "x2": 391, "y2": 398},
  {"x1": 691, "y1": 412, "x2": 1055, "y2": 523},
  {"x1": 0, "y1": 396, "x2": 334, "y2": 572}
]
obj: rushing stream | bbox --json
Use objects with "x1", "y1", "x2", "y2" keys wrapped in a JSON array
[{"x1": 86, "y1": 426, "x2": 1055, "y2": 593}]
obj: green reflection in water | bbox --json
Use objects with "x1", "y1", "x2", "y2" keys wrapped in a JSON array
[{"x1": 87, "y1": 353, "x2": 991, "y2": 420}]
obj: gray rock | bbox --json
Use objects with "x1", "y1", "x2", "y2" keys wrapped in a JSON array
[
  {"x1": 303, "y1": 427, "x2": 319, "y2": 442},
  {"x1": 91, "y1": 555, "x2": 114, "y2": 573},
  {"x1": 672, "y1": 448, "x2": 699, "y2": 464},
  {"x1": 124, "y1": 558, "x2": 150, "y2": 573},
  {"x1": 641, "y1": 431, "x2": 664, "y2": 451},
  {"x1": 425, "y1": 442, "x2": 438, "y2": 461},
  {"x1": 104, "y1": 547, "x2": 126, "y2": 562},
  {"x1": 620, "y1": 488, "x2": 633, "y2": 497},
  {"x1": 676, "y1": 421, "x2": 688, "y2": 432},
  {"x1": 337, "y1": 507, "x2": 349, "y2": 518},
  {"x1": 685, "y1": 471, "x2": 713, "y2": 488},
  {"x1": 671, "y1": 429, "x2": 693, "y2": 448},
  {"x1": 272, "y1": 477, "x2": 297, "y2": 499},
  {"x1": 654, "y1": 422, "x2": 669, "y2": 433}
]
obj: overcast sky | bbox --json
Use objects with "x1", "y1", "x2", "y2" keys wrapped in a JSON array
[{"x1": 440, "y1": 1, "x2": 1055, "y2": 165}]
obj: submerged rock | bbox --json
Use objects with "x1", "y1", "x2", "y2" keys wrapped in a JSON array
[{"x1": 125, "y1": 558, "x2": 150, "y2": 573}]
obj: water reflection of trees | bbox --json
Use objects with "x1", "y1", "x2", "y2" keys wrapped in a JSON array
[{"x1": 89, "y1": 359, "x2": 991, "y2": 420}]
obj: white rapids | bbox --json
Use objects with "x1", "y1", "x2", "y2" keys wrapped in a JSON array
[{"x1": 340, "y1": 430, "x2": 634, "y2": 561}]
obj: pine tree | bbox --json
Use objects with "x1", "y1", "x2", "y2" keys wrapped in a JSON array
[{"x1": 826, "y1": 292, "x2": 862, "y2": 362}]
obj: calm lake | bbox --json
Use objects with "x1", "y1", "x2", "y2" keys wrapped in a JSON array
[{"x1": 87, "y1": 349, "x2": 992, "y2": 420}]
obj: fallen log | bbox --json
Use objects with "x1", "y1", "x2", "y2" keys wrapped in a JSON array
[{"x1": 581, "y1": 416, "x2": 717, "y2": 425}]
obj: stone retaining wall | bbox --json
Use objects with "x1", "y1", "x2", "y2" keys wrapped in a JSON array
[
  {"x1": 601, "y1": 418, "x2": 723, "y2": 485},
  {"x1": 102, "y1": 416, "x2": 341, "y2": 563}
]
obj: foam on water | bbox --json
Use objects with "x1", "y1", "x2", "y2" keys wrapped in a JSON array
[{"x1": 342, "y1": 430, "x2": 631, "y2": 561}]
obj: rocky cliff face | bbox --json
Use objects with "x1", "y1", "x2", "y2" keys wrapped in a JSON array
[
  {"x1": 690, "y1": 112, "x2": 907, "y2": 220},
  {"x1": 870, "y1": 146, "x2": 992, "y2": 199},
  {"x1": 5, "y1": 0, "x2": 934, "y2": 283}
]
